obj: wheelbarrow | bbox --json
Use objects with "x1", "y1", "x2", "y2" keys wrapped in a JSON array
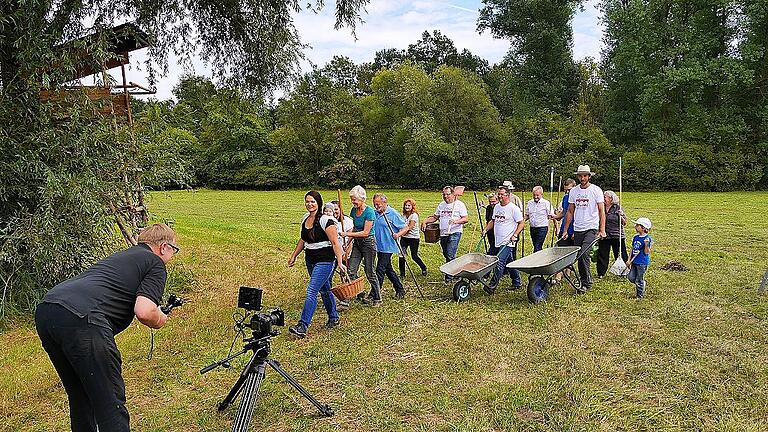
[
  {"x1": 439, "y1": 236, "x2": 504, "y2": 302},
  {"x1": 506, "y1": 240, "x2": 596, "y2": 304},
  {"x1": 439, "y1": 253, "x2": 498, "y2": 301}
]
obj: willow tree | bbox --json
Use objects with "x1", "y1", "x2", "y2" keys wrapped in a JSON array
[{"x1": 0, "y1": 0, "x2": 368, "y2": 316}]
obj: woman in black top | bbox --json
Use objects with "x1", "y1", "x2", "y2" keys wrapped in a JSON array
[
  {"x1": 288, "y1": 191, "x2": 347, "y2": 338},
  {"x1": 485, "y1": 193, "x2": 498, "y2": 253}
]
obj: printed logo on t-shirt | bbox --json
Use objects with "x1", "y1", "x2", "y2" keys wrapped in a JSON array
[{"x1": 574, "y1": 196, "x2": 592, "y2": 208}]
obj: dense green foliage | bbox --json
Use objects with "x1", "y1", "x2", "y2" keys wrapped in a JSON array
[
  {"x1": 479, "y1": 0, "x2": 583, "y2": 116},
  {"x1": 0, "y1": 1, "x2": 368, "y2": 315},
  {"x1": 601, "y1": 0, "x2": 768, "y2": 190},
  {"x1": 128, "y1": 3, "x2": 767, "y2": 192},
  {"x1": 138, "y1": 61, "x2": 610, "y2": 191}
]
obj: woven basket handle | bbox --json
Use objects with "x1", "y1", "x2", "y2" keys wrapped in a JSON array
[{"x1": 337, "y1": 268, "x2": 350, "y2": 283}]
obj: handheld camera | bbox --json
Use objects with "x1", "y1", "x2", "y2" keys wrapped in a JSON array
[{"x1": 161, "y1": 294, "x2": 185, "y2": 314}]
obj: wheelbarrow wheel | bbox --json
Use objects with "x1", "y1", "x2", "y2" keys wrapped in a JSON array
[
  {"x1": 453, "y1": 281, "x2": 471, "y2": 302},
  {"x1": 527, "y1": 276, "x2": 549, "y2": 304}
]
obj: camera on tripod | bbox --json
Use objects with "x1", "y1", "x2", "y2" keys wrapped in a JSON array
[
  {"x1": 237, "y1": 286, "x2": 285, "y2": 339},
  {"x1": 201, "y1": 285, "x2": 333, "y2": 431}
]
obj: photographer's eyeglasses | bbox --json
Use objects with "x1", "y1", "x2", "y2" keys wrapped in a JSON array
[{"x1": 166, "y1": 243, "x2": 180, "y2": 253}]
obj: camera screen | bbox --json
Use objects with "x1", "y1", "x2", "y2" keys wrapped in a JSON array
[{"x1": 238, "y1": 286, "x2": 263, "y2": 311}]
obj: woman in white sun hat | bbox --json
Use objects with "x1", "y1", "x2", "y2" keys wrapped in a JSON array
[{"x1": 561, "y1": 165, "x2": 606, "y2": 293}]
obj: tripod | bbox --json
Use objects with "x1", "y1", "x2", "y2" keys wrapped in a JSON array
[{"x1": 201, "y1": 333, "x2": 334, "y2": 432}]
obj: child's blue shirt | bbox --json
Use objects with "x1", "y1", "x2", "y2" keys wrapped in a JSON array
[{"x1": 631, "y1": 234, "x2": 652, "y2": 266}]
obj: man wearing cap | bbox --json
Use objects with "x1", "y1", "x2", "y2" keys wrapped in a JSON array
[
  {"x1": 483, "y1": 184, "x2": 525, "y2": 292},
  {"x1": 502, "y1": 180, "x2": 523, "y2": 208},
  {"x1": 562, "y1": 165, "x2": 606, "y2": 292},
  {"x1": 422, "y1": 186, "x2": 469, "y2": 282}
]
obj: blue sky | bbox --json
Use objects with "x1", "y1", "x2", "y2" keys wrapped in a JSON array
[{"x1": 125, "y1": 0, "x2": 603, "y2": 100}]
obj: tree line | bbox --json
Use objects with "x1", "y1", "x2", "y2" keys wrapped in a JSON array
[
  {"x1": 136, "y1": 3, "x2": 768, "y2": 192},
  {"x1": 1, "y1": 0, "x2": 766, "y2": 316}
]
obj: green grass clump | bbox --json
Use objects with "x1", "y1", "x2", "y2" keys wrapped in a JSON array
[{"x1": 1, "y1": 190, "x2": 767, "y2": 431}]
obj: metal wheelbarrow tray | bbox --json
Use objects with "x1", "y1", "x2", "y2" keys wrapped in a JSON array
[
  {"x1": 506, "y1": 246, "x2": 584, "y2": 303},
  {"x1": 439, "y1": 253, "x2": 498, "y2": 302}
]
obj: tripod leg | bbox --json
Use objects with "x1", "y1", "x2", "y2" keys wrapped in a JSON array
[
  {"x1": 230, "y1": 361, "x2": 267, "y2": 432},
  {"x1": 267, "y1": 359, "x2": 334, "y2": 417},
  {"x1": 218, "y1": 351, "x2": 260, "y2": 412}
]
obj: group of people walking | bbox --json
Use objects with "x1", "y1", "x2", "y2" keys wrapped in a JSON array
[
  {"x1": 287, "y1": 186, "x2": 433, "y2": 338},
  {"x1": 288, "y1": 165, "x2": 654, "y2": 338}
]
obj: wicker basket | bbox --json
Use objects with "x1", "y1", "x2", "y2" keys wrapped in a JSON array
[{"x1": 332, "y1": 275, "x2": 365, "y2": 300}]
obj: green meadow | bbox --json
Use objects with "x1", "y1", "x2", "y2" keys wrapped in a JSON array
[{"x1": 1, "y1": 190, "x2": 767, "y2": 431}]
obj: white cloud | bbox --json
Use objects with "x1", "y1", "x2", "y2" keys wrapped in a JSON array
[{"x1": 123, "y1": 0, "x2": 602, "y2": 101}]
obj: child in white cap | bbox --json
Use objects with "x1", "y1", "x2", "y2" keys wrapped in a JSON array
[{"x1": 626, "y1": 217, "x2": 653, "y2": 298}]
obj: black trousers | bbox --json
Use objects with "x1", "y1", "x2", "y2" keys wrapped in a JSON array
[
  {"x1": 35, "y1": 303, "x2": 130, "y2": 432},
  {"x1": 596, "y1": 237, "x2": 629, "y2": 277},
  {"x1": 573, "y1": 229, "x2": 597, "y2": 290},
  {"x1": 377, "y1": 252, "x2": 405, "y2": 295},
  {"x1": 398, "y1": 237, "x2": 427, "y2": 276}
]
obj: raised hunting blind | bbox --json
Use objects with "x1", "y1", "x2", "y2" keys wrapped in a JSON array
[
  {"x1": 39, "y1": 22, "x2": 155, "y2": 123},
  {"x1": 39, "y1": 23, "x2": 157, "y2": 245}
]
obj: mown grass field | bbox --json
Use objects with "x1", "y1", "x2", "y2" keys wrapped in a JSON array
[{"x1": 2, "y1": 190, "x2": 768, "y2": 431}]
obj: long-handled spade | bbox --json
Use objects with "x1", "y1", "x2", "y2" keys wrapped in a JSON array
[
  {"x1": 549, "y1": 167, "x2": 557, "y2": 248},
  {"x1": 381, "y1": 210, "x2": 426, "y2": 300},
  {"x1": 554, "y1": 175, "x2": 562, "y2": 245},
  {"x1": 610, "y1": 158, "x2": 629, "y2": 277},
  {"x1": 520, "y1": 188, "x2": 526, "y2": 258}
]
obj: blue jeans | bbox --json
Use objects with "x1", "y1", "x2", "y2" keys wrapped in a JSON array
[
  {"x1": 440, "y1": 233, "x2": 461, "y2": 262},
  {"x1": 489, "y1": 244, "x2": 521, "y2": 288},
  {"x1": 628, "y1": 264, "x2": 648, "y2": 298},
  {"x1": 530, "y1": 226, "x2": 548, "y2": 252},
  {"x1": 300, "y1": 260, "x2": 339, "y2": 327},
  {"x1": 440, "y1": 233, "x2": 462, "y2": 281}
]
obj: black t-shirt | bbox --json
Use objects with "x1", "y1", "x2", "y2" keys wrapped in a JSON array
[
  {"x1": 485, "y1": 204, "x2": 496, "y2": 248},
  {"x1": 43, "y1": 243, "x2": 167, "y2": 335},
  {"x1": 301, "y1": 214, "x2": 336, "y2": 265}
]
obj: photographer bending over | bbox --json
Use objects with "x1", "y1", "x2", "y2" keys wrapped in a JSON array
[
  {"x1": 288, "y1": 191, "x2": 347, "y2": 338},
  {"x1": 35, "y1": 223, "x2": 179, "y2": 432}
]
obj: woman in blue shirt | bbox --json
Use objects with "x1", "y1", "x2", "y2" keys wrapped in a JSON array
[{"x1": 339, "y1": 185, "x2": 382, "y2": 307}]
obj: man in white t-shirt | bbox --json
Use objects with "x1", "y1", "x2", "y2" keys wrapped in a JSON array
[
  {"x1": 422, "y1": 186, "x2": 469, "y2": 281},
  {"x1": 562, "y1": 165, "x2": 606, "y2": 292},
  {"x1": 482, "y1": 185, "x2": 525, "y2": 292},
  {"x1": 525, "y1": 186, "x2": 554, "y2": 252}
]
